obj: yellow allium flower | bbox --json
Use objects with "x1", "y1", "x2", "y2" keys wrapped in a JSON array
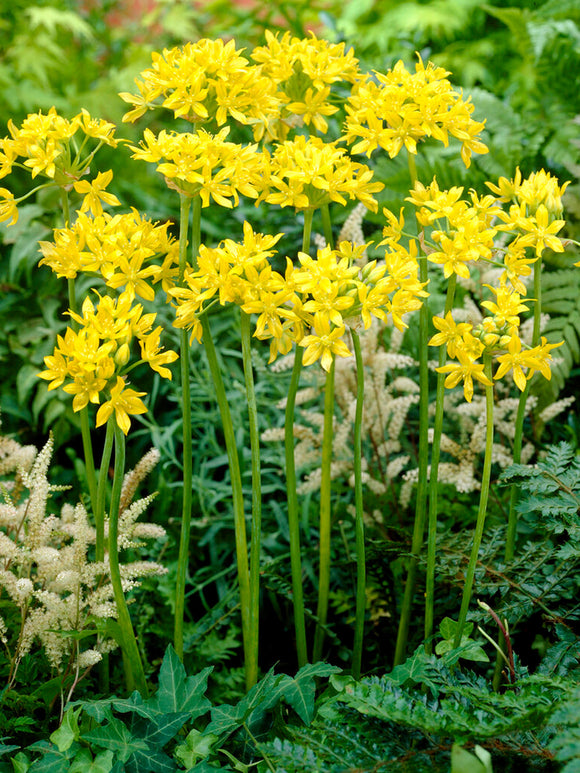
[
  {"x1": 481, "y1": 284, "x2": 529, "y2": 328},
  {"x1": 251, "y1": 31, "x2": 361, "y2": 138},
  {"x1": 0, "y1": 189, "x2": 18, "y2": 225},
  {"x1": 344, "y1": 55, "x2": 488, "y2": 166},
  {"x1": 300, "y1": 316, "x2": 352, "y2": 372},
  {"x1": 504, "y1": 203, "x2": 566, "y2": 257},
  {"x1": 429, "y1": 312, "x2": 473, "y2": 358},
  {"x1": 437, "y1": 350, "x2": 493, "y2": 402},
  {"x1": 493, "y1": 334, "x2": 537, "y2": 391},
  {"x1": 120, "y1": 38, "x2": 280, "y2": 133},
  {"x1": 95, "y1": 376, "x2": 147, "y2": 435},
  {"x1": 260, "y1": 135, "x2": 383, "y2": 211},
  {"x1": 73, "y1": 170, "x2": 120, "y2": 216},
  {"x1": 139, "y1": 327, "x2": 179, "y2": 380},
  {"x1": 131, "y1": 127, "x2": 266, "y2": 207}
]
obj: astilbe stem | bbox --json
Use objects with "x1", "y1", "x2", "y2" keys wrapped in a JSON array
[
  {"x1": 174, "y1": 193, "x2": 193, "y2": 660},
  {"x1": 313, "y1": 357, "x2": 335, "y2": 663},
  {"x1": 240, "y1": 308, "x2": 261, "y2": 690},
  {"x1": 284, "y1": 208, "x2": 313, "y2": 668},
  {"x1": 351, "y1": 329, "x2": 366, "y2": 679},
  {"x1": 454, "y1": 353, "x2": 494, "y2": 648},
  {"x1": 394, "y1": 150, "x2": 429, "y2": 666},
  {"x1": 109, "y1": 420, "x2": 148, "y2": 696},
  {"x1": 424, "y1": 274, "x2": 457, "y2": 653}
]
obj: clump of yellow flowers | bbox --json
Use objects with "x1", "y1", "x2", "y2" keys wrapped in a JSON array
[{"x1": 0, "y1": 29, "x2": 572, "y2": 690}]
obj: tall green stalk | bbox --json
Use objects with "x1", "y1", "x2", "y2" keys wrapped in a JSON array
[
  {"x1": 60, "y1": 188, "x2": 98, "y2": 530},
  {"x1": 284, "y1": 208, "x2": 313, "y2": 668},
  {"x1": 240, "y1": 308, "x2": 261, "y2": 690},
  {"x1": 312, "y1": 357, "x2": 335, "y2": 663},
  {"x1": 424, "y1": 274, "x2": 457, "y2": 653},
  {"x1": 394, "y1": 151, "x2": 430, "y2": 666},
  {"x1": 505, "y1": 257, "x2": 542, "y2": 561},
  {"x1": 454, "y1": 353, "x2": 494, "y2": 648},
  {"x1": 95, "y1": 420, "x2": 114, "y2": 563},
  {"x1": 201, "y1": 314, "x2": 252, "y2": 687},
  {"x1": 174, "y1": 194, "x2": 194, "y2": 660},
  {"x1": 109, "y1": 420, "x2": 148, "y2": 695},
  {"x1": 351, "y1": 329, "x2": 366, "y2": 679}
]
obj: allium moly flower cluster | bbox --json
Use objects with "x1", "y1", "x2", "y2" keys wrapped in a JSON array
[
  {"x1": 130, "y1": 127, "x2": 266, "y2": 207},
  {"x1": 259, "y1": 134, "x2": 384, "y2": 211},
  {"x1": 39, "y1": 290, "x2": 178, "y2": 434},
  {"x1": 417, "y1": 171, "x2": 568, "y2": 401},
  {"x1": 344, "y1": 55, "x2": 488, "y2": 166},
  {"x1": 0, "y1": 433, "x2": 166, "y2": 680},
  {"x1": 251, "y1": 30, "x2": 361, "y2": 137},
  {"x1": 119, "y1": 37, "x2": 280, "y2": 130},
  {"x1": 0, "y1": 107, "x2": 118, "y2": 226},
  {"x1": 171, "y1": 221, "x2": 428, "y2": 371}
]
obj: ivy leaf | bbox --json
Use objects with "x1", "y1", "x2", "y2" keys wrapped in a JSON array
[
  {"x1": 26, "y1": 741, "x2": 78, "y2": 773},
  {"x1": 451, "y1": 743, "x2": 493, "y2": 773},
  {"x1": 149, "y1": 645, "x2": 212, "y2": 719},
  {"x1": 125, "y1": 746, "x2": 176, "y2": 773},
  {"x1": 267, "y1": 663, "x2": 341, "y2": 725},
  {"x1": 50, "y1": 707, "x2": 81, "y2": 752},
  {"x1": 69, "y1": 748, "x2": 115, "y2": 773},
  {"x1": 174, "y1": 729, "x2": 219, "y2": 769},
  {"x1": 82, "y1": 718, "x2": 148, "y2": 764}
]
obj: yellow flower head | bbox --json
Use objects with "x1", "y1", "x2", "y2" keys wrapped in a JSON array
[
  {"x1": 344, "y1": 54, "x2": 488, "y2": 166},
  {"x1": 251, "y1": 31, "x2": 361, "y2": 137},
  {"x1": 131, "y1": 127, "x2": 267, "y2": 208},
  {"x1": 120, "y1": 38, "x2": 281, "y2": 135},
  {"x1": 3, "y1": 107, "x2": 117, "y2": 187},
  {"x1": 260, "y1": 134, "x2": 383, "y2": 211}
]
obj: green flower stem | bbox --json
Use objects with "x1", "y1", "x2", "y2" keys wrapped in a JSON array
[
  {"x1": 240, "y1": 308, "x2": 261, "y2": 691},
  {"x1": 313, "y1": 357, "x2": 335, "y2": 663},
  {"x1": 284, "y1": 208, "x2": 314, "y2": 668},
  {"x1": 95, "y1": 420, "x2": 114, "y2": 563},
  {"x1": 505, "y1": 256, "x2": 542, "y2": 561},
  {"x1": 201, "y1": 313, "x2": 252, "y2": 688},
  {"x1": 60, "y1": 188, "x2": 99, "y2": 531},
  {"x1": 424, "y1": 274, "x2": 457, "y2": 654},
  {"x1": 454, "y1": 353, "x2": 494, "y2": 648},
  {"x1": 394, "y1": 150, "x2": 429, "y2": 667},
  {"x1": 109, "y1": 420, "x2": 148, "y2": 696},
  {"x1": 174, "y1": 193, "x2": 193, "y2": 660},
  {"x1": 351, "y1": 329, "x2": 366, "y2": 679},
  {"x1": 321, "y1": 203, "x2": 334, "y2": 249}
]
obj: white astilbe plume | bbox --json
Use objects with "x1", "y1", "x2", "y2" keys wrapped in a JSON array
[{"x1": 0, "y1": 430, "x2": 167, "y2": 697}]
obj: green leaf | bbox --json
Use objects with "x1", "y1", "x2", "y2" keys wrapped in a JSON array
[
  {"x1": 10, "y1": 751, "x2": 30, "y2": 773},
  {"x1": 451, "y1": 743, "x2": 493, "y2": 773},
  {"x1": 174, "y1": 729, "x2": 218, "y2": 769},
  {"x1": 81, "y1": 718, "x2": 148, "y2": 764},
  {"x1": 27, "y1": 741, "x2": 77, "y2": 773},
  {"x1": 70, "y1": 749, "x2": 114, "y2": 773},
  {"x1": 267, "y1": 662, "x2": 341, "y2": 725},
  {"x1": 50, "y1": 707, "x2": 81, "y2": 752},
  {"x1": 149, "y1": 646, "x2": 212, "y2": 719}
]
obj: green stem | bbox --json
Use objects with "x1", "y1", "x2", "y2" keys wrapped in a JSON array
[
  {"x1": 312, "y1": 358, "x2": 335, "y2": 663},
  {"x1": 284, "y1": 209, "x2": 313, "y2": 668},
  {"x1": 505, "y1": 256, "x2": 542, "y2": 561},
  {"x1": 201, "y1": 314, "x2": 252, "y2": 688},
  {"x1": 454, "y1": 353, "x2": 494, "y2": 648},
  {"x1": 60, "y1": 187, "x2": 98, "y2": 525},
  {"x1": 241, "y1": 309, "x2": 261, "y2": 689},
  {"x1": 174, "y1": 194, "x2": 193, "y2": 660},
  {"x1": 321, "y1": 203, "x2": 334, "y2": 249},
  {"x1": 394, "y1": 150, "x2": 429, "y2": 666},
  {"x1": 424, "y1": 274, "x2": 457, "y2": 653},
  {"x1": 95, "y1": 420, "x2": 114, "y2": 563},
  {"x1": 109, "y1": 421, "x2": 148, "y2": 696},
  {"x1": 351, "y1": 329, "x2": 366, "y2": 679}
]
